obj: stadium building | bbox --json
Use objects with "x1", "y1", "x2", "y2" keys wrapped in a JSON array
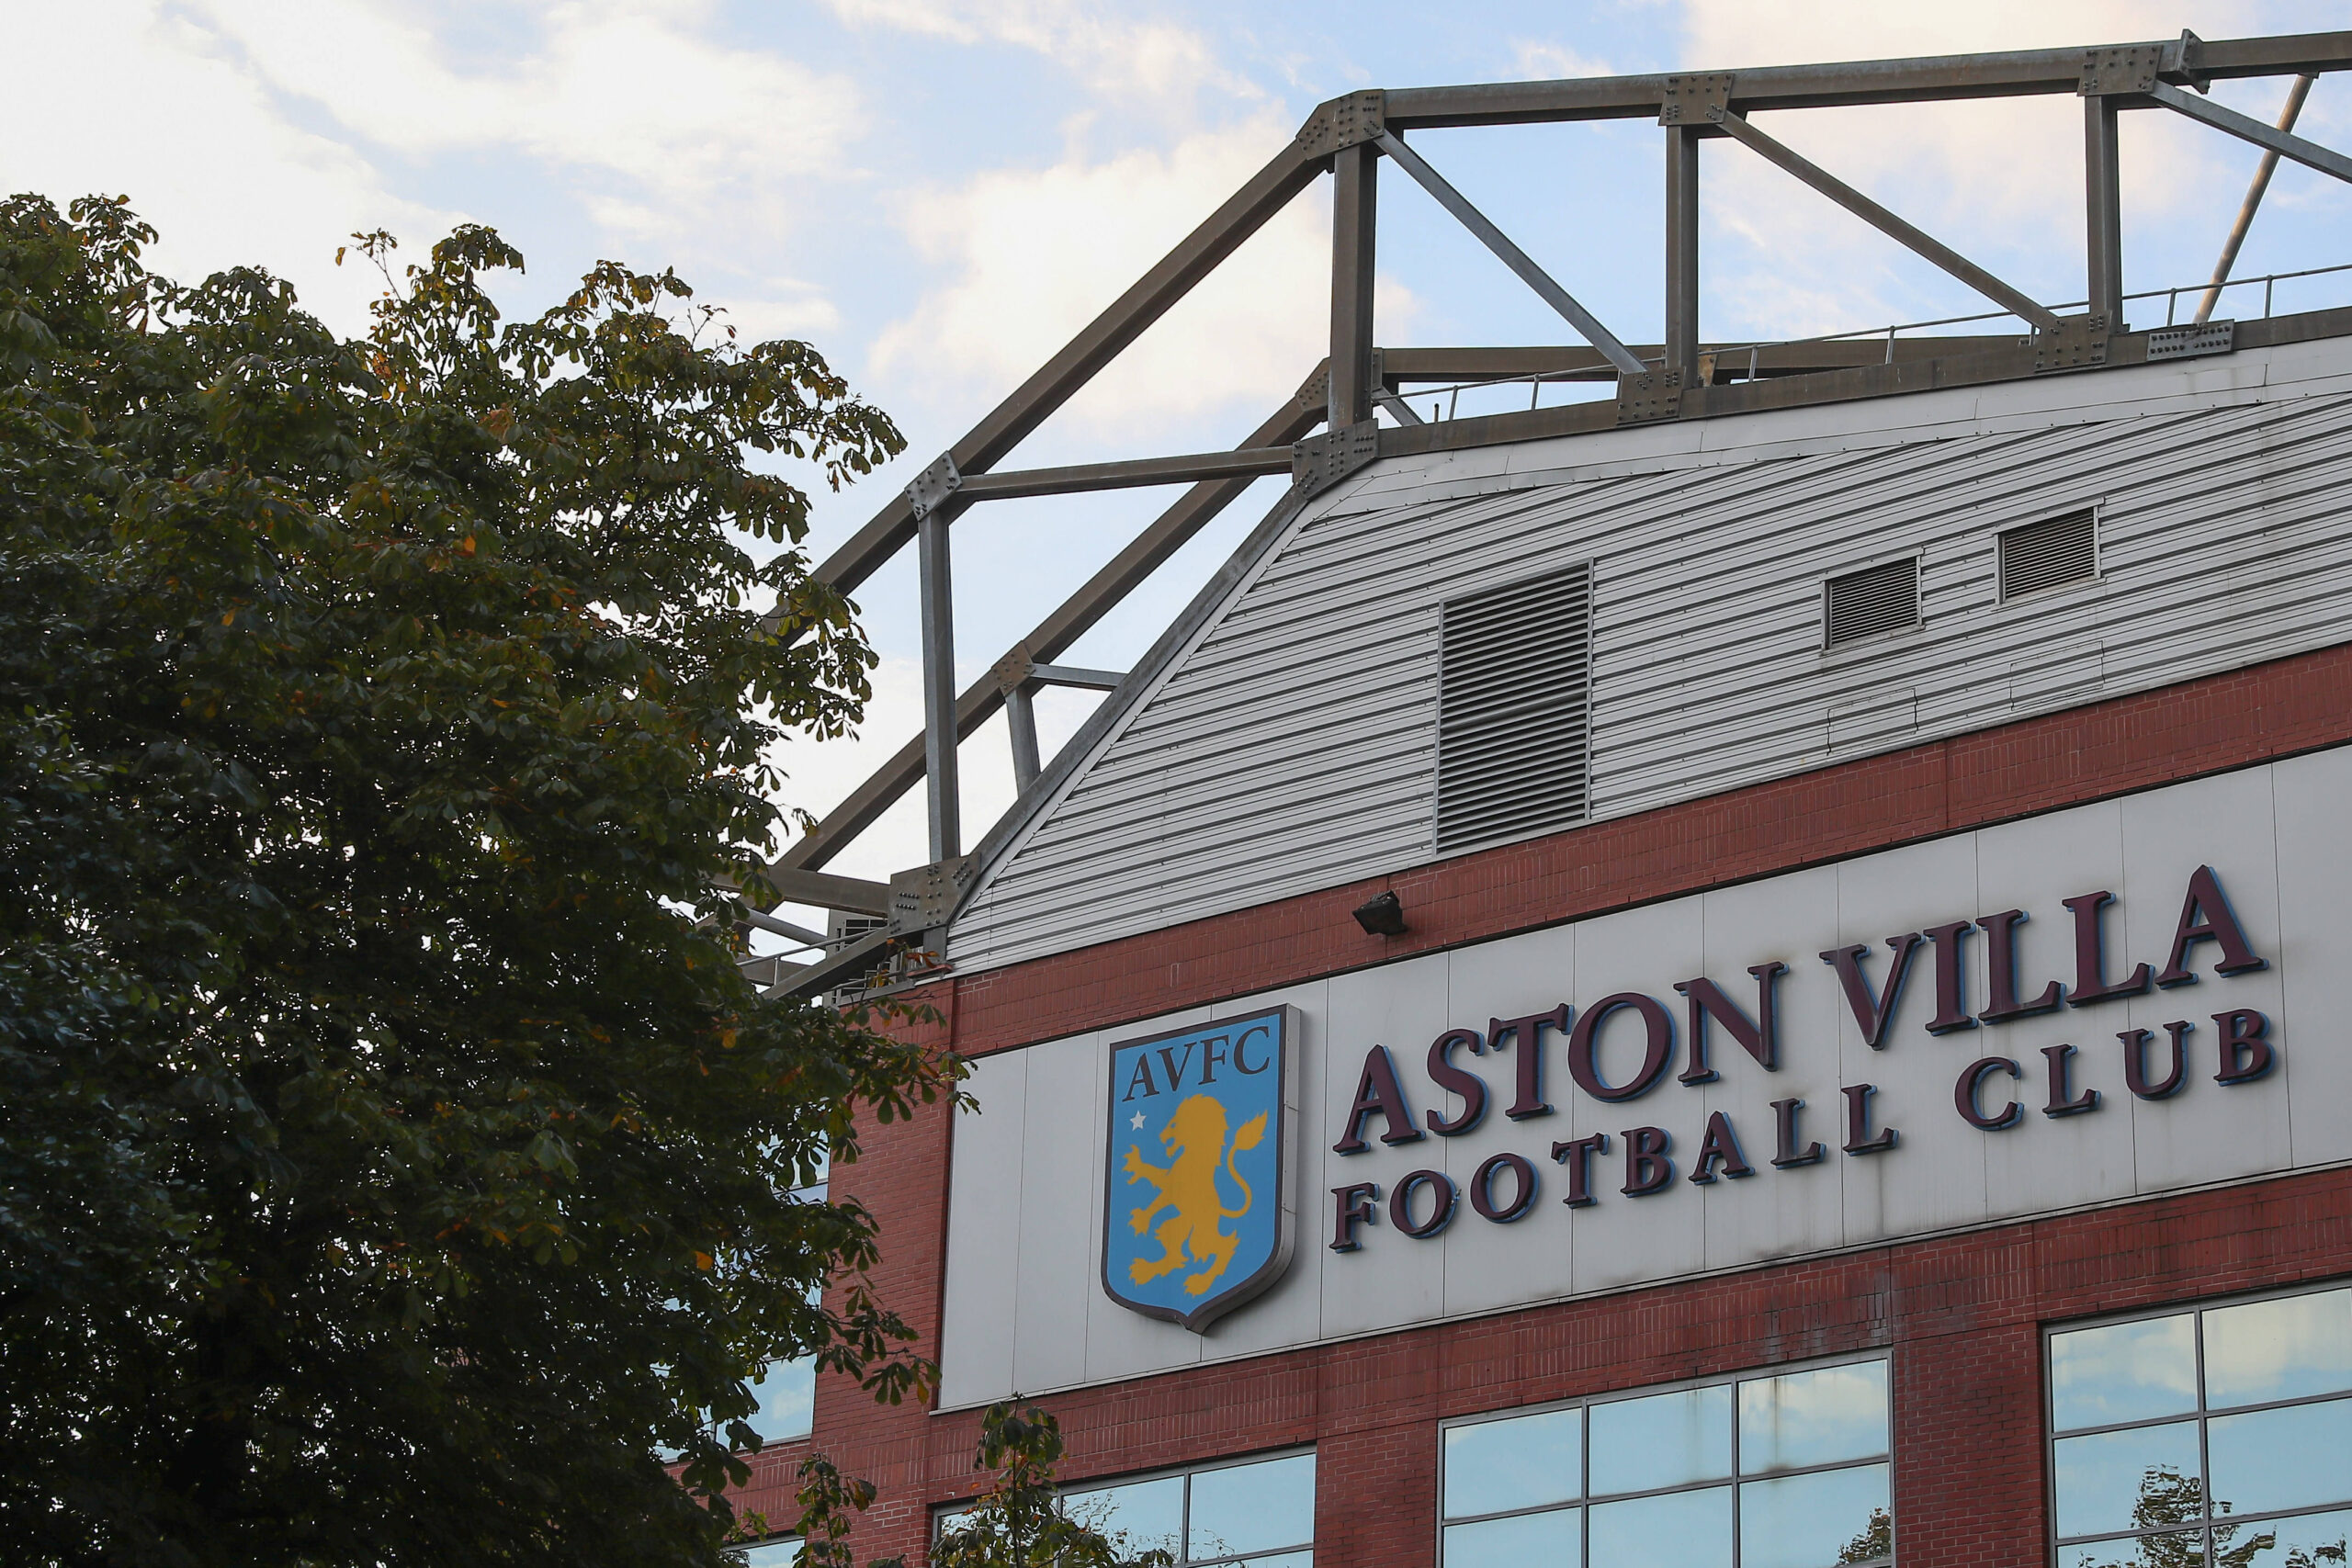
[{"x1": 733, "y1": 28, "x2": 2352, "y2": 1568}]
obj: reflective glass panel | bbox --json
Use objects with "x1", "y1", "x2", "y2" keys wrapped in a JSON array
[
  {"x1": 740, "y1": 1540, "x2": 803, "y2": 1568},
  {"x1": 1740, "y1": 1462, "x2": 1892, "y2": 1568},
  {"x1": 2222, "y1": 1506, "x2": 2352, "y2": 1566},
  {"x1": 2207, "y1": 1397, "x2": 2352, "y2": 1518},
  {"x1": 742, "y1": 1357, "x2": 815, "y2": 1444},
  {"x1": 2058, "y1": 1530, "x2": 2207, "y2": 1568},
  {"x1": 1587, "y1": 1384, "x2": 1733, "y2": 1496},
  {"x1": 1189, "y1": 1452, "x2": 1316, "y2": 1560},
  {"x1": 1587, "y1": 1484, "x2": 1731, "y2": 1568},
  {"x1": 2052, "y1": 1421, "x2": 2205, "y2": 1539},
  {"x1": 2051, "y1": 1315, "x2": 2200, "y2": 1431},
  {"x1": 2204, "y1": 1287, "x2": 2352, "y2": 1410},
  {"x1": 1442, "y1": 1507, "x2": 1581, "y2": 1568},
  {"x1": 1444, "y1": 1408, "x2": 1581, "y2": 1519},
  {"x1": 1062, "y1": 1474, "x2": 1183, "y2": 1560},
  {"x1": 1228, "y1": 1554, "x2": 1312, "y2": 1568},
  {"x1": 1738, "y1": 1362, "x2": 1889, "y2": 1474}
]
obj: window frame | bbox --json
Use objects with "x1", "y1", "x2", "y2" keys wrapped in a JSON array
[
  {"x1": 933, "y1": 1443, "x2": 1318, "y2": 1568},
  {"x1": 1435, "y1": 1348, "x2": 1895, "y2": 1568},
  {"x1": 2041, "y1": 1275, "x2": 2352, "y2": 1567}
]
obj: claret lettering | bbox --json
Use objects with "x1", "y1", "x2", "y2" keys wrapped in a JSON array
[
  {"x1": 1321, "y1": 862, "x2": 2280, "y2": 1253},
  {"x1": 1333, "y1": 1045, "x2": 1426, "y2": 1154}
]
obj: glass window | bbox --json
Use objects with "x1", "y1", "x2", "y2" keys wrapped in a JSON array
[
  {"x1": 1062, "y1": 1474, "x2": 1183, "y2": 1560},
  {"x1": 2203, "y1": 1291, "x2": 2352, "y2": 1409},
  {"x1": 955, "y1": 1449, "x2": 1316, "y2": 1568},
  {"x1": 741, "y1": 1354, "x2": 816, "y2": 1445},
  {"x1": 1443, "y1": 1508, "x2": 1581, "y2": 1568},
  {"x1": 734, "y1": 1155, "x2": 831, "y2": 1446},
  {"x1": 1439, "y1": 1355, "x2": 1892, "y2": 1568},
  {"x1": 1444, "y1": 1406, "x2": 1581, "y2": 1520},
  {"x1": 1188, "y1": 1452, "x2": 1315, "y2": 1562},
  {"x1": 736, "y1": 1538, "x2": 802, "y2": 1567},
  {"x1": 1589, "y1": 1485, "x2": 1731, "y2": 1568},
  {"x1": 1588, "y1": 1385, "x2": 1732, "y2": 1495},
  {"x1": 2049, "y1": 1280, "x2": 2352, "y2": 1567}
]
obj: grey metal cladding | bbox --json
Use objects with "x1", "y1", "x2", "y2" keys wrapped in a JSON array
[
  {"x1": 1436, "y1": 563, "x2": 1592, "y2": 852},
  {"x1": 1999, "y1": 508, "x2": 2100, "y2": 600},
  {"x1": 947, "y1": 346, "x2": 2352, "y2": 976},
  {"x1": 1823, "y1": 557, "x2": 1921, "y2": 647}
]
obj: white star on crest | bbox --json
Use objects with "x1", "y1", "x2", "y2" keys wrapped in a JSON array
[{"x1": 1129, "y1": 1111, "x2": 1146, "y2": 1130}]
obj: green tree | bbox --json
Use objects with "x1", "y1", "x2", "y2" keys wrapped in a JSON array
[
  {"x1": 793, "y1": 1403, "x2": 1175, "y2": 1568},
  {"x1": 0, "y1": 193, "x2": 951, "y2": 1567}
]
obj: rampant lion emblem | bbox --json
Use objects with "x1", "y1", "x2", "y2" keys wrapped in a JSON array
[{"x1": 1121, "y1": 1092, "x2": 1268, "y2": 1297}]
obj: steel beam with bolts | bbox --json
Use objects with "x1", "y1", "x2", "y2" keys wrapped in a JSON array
[{"x1": 1377, "y1": 34, "x2": 2352, "y2": 128}]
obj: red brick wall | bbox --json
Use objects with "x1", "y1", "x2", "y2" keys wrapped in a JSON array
[
  {"x1": 736, "y1": 646, "x2": 2352, "y2": 1564},
  {"x1": 949, "y1": 640, "x2": 2352, "y2": 1058}
]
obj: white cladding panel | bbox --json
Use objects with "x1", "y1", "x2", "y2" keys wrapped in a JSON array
[
  {"x1": 948, "y1": 338, "x2": 2352, "y2": 975},
  {"x1": 936, "y1": 750, "x2": 2345, "y2": 1408}
]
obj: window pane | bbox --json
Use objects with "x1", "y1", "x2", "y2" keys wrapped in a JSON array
[
  {"x1": 1588, "y1": 1385, "x2": 1733, "y2": 1496},
  {"x1": 1190, "y1": 1453, "x2": 1316, "y2": 1559},
  {"x1": 1225, "y1": 1554, "x2": 1311, "y2": 1568},
  {"x1": 1738, "y1": 1362, "x2": 1889, "y2": 1474},
  {"x1": 1442, "y1": 1507, "x2": 1581, "y2": 1568},
  {"x1": 2052, "y1": 1422, "x2": 2205, "y2": 1540},
  {"x1": 2057, "y1": 1530, "x2": 2207, "y2": 1568},
  {"x1": 2208, "y1": 1397, "x2": 2352, "y2": 1518},
  {"x1": 1444, "y1": 1409, "x2": 1582, "y2": 1519},
  {"x1": 740, "y1": 1540, "x2": 804, "y2": 1568},
  {"x1": 2051, "y1": 1315, "x2": 2199, "y2": 1431},
  {"x1": 1588, "y1": 1484, "x2": 1731, "y2": 1568},
  {"x1": 2221, "y1": 1506, "x2": 2352, "y2": 1566},
  {"x1": 2204, "y1": 1288, "x2": 2352, "y2": 1409},
  {"x1": 742, "y1": 1357, "x2": 815, "y2": 1444},
  {"x1": 1740, "y1": 1462, "x2": 1892, "y2": 1568},
  {"x1": 1062, "y1": 1475, "x2": 1183, "y2": 1560}
]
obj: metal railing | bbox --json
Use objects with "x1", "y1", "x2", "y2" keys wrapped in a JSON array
[{"x1": 1396, "y1": 258, "x2": 2352, "y2": 423}]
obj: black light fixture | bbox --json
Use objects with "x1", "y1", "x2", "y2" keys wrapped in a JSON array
[{"x1": 1351, "y1": 889, "x2": 1408, "y2": 936}]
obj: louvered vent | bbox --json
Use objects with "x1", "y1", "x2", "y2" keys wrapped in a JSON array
[
  {"x1": 1999, "y1": 508, "x2": 2098, "y2": 600},
  {"x1": 1436, "y1": 563, "x2": 1592, "y2": 852},
  {"x1": 1823, "y1": 558, "x2": 1920, "y2": 648}
]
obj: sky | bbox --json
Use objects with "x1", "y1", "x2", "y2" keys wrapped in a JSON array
[{"x1": 7, "y1": 0, "x2": 2351, "y2": 929}]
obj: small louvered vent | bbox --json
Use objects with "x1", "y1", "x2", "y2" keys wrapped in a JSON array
[
  {"x1": 1436, "y1": 563, "x2": 1592, "y2": 852},
  {"x1": 1823, "y1": 558, "x2": 1920, "y2": 648},
  {"x1": 1999, "y1": 508, "x2": 2098, "y2": 600}
]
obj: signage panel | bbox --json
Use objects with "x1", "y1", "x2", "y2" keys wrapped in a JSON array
[{"x1": 937, "y1": 750, "x2": 2352, "y2": 1407}]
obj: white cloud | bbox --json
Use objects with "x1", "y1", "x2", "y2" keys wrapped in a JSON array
[
  {"x1": 1508, "y1": 40, "x2": 1615, "y2": 81},
  {"x1": 820, "y1": 0, "x2": 1242, "y2": 104},
  {"x1": 0, "y1": 0, "x2": 867, "y2": 338},
  {"x1": 186, "y1": 0, "x2": 866, "y2": 205},
  {"x1": 0, "y1": 1, "x2": 459, "y2": 332},
  {"x1": 1679, "y1": 0, "x2": 2260, "y2": 337},
  {"x1": 870, "y1": 114, "x2": 1419, "y2": 438}
]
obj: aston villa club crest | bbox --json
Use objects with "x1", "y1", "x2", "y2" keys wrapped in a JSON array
[{"x1": 1102, "y1": 1007, "x2": 1299, "y2": 1331}]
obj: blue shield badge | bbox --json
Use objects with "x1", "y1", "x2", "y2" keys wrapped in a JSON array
[{"x1": 1102, "y1": 1007, "x2": 1299, "y2": 1332}]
